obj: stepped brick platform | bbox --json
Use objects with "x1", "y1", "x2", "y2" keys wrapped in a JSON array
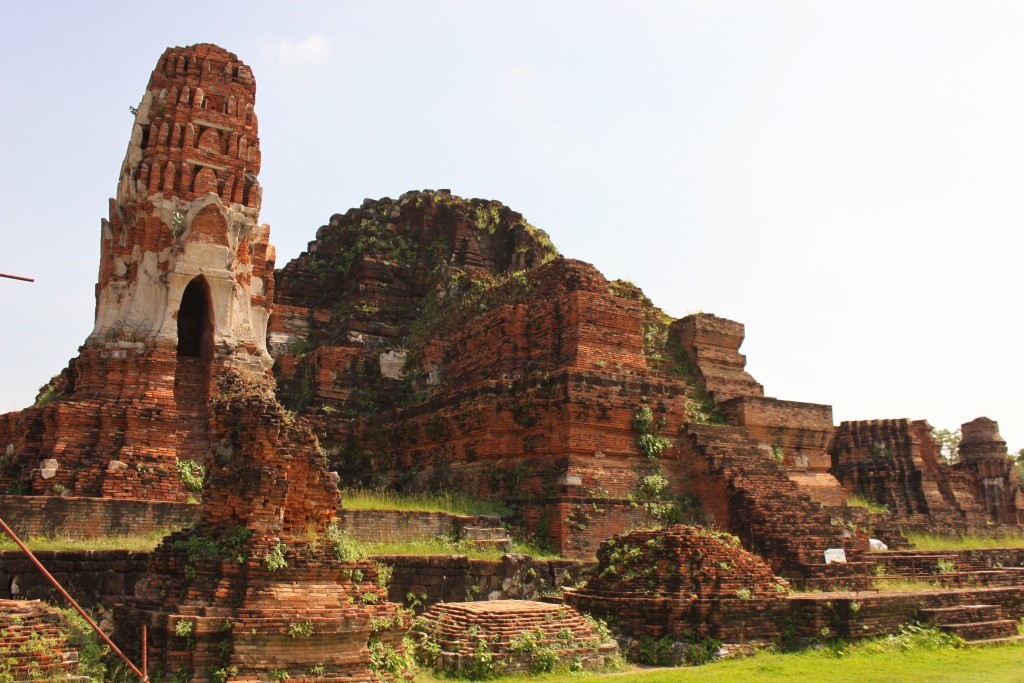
[
  {"x1": 413, "y1": 600, "x2": 617, "y2": 675},
  {"x1": 115, "y1": 371, "x2": 409, "y2": 682},
  {"x1": 919, "y1": 604, "x2": 1021, "y2": 642},
  {"x1": 0, "y1": 600, "x2": 78, "y2": 679},
  {"x1": 566, "y1": 525, "x2": 789, "y2": 643},
  {"x1": 865, "y1": 549, "x2": 1024, "y2": 590},
  {"x1": 681, "y1": 423, "x2": 867, "y2": 583},
  {"x1": 789, "y1": 585, "x2": 1024, "y2": 641},
  {"x1": 872, "y1": 548, "x2": 1024, "y2": 573}
]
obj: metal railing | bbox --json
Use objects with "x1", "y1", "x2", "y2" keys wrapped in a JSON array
[
  {"x1": 866, "y1": 553, "x2": 964, "y2": 590},
  {"x1": 0, "y1": 515, "x2": 147, "y2": 680}
]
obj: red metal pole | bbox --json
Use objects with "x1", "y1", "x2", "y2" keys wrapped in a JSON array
[
  {"x1": 142, "y1": 623, "x2": 148, "y2": 681},
  {"x1": 0, "y1": 272, "x2": 34, "y2": 282},
  {"x1": 0, "y1": 515, "x2": 145, "y2": 680}
]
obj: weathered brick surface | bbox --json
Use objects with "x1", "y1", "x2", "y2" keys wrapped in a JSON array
[
  {"x1": 0, "y1": 548, "x2": 586, "y2": 620},
  {"x1": 116, "y1": 372, "x2": 409, "y2": 682},
  {"x1": 956, "y1": 417, "x2": 1024, "y2": 524},
  {"x1": 671, "y1": 315, "x2": 763, "y2": 402},
  {"x1": 567, "y1": 526, "x2": 790, "y2": 643},
  {"x1": 377, "y1": 554, "x2": 587, "y2": 606},
  {"x1": 681, "y1": 424, "x2": 867, "y2": 581},
  {"x1": 0, "y1": 43, "x2": 277, "y2": 502},
  {"x1": 869, "y1": 548, "x2": 1024, "y2": 576},
  {"x1": 0, "y1": 549, "x2": 149, "y2": 611},
  {"x1": 829, "y1": 418, "x2": 1023, "y2": 536},
  {"x1": 0, "y1": 495, "x2": 197, "y2": 539},
  {"x1": 0, "y1": 600, "x2": 77, "y2": 679},
  {"x1": 414, "y1": 600, "x2": 616, "y2": 675},
  {"x1": 338, "y1": 509, "x2": 497, "y2": 542},
  {"x1": 789, "y1": 586, "x2": 1024, "y2": 640}
]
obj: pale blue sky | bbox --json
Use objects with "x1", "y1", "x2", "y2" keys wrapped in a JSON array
[{"x1": 1, "y1": 1, "x2": 1021, "y2": 450}]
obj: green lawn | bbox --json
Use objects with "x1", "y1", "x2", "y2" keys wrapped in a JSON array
[
  {"x1": 363, "y1": 535, "x2": 559, "y2": 560},
  {"x1": 0, "y1": 528, "x2": 175, "y2": 552},
  {"x1": 341, "y1": 488, "x2": 511, "y2": 517},
  {"x1": 904, "y1": 532, "x2": 1024, "y2": 550},
  {"x1": 415, "y1": 642, "x2": 1024, "y2": 683}
]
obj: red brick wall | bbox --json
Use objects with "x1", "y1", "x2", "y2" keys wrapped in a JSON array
[{"x1": 0, "y1": 496, "x2": 197, "y2": 539}]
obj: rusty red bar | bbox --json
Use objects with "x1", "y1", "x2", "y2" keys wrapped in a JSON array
[
  {"x1": 0, "y1": 272, "x2": 34, "y2": 282},
  {"x1": 0, "y1": 515, "x2": 146, "y2": 680}
]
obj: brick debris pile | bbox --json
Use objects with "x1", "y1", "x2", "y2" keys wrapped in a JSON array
[{"x1": 566, "y1": 525, "x2": 789, "y2": 643}]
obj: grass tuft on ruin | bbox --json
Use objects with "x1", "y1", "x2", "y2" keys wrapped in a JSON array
[{"x1": 342, "y1": 488, "x2": 512, "y2": 517}]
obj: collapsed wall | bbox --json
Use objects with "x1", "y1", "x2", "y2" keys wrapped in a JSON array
[{"x1": 115, "y1": 372, "x2": 409, "y2": 681}]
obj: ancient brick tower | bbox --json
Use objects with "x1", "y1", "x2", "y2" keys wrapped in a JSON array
[
  {"x1": 0, "y1": 44, "x2": 275, "y2": 500},
  {"x1": 91, "y1": 43, "x2": 273, "y2": 373}
]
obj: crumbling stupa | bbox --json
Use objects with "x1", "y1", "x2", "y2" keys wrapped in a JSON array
[{"x1": 0, "y1": 43, "x2": 275, "y2": 502}]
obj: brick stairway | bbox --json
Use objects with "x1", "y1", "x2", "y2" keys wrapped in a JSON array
[
  {"x1": 461, "y1": 522, "x2": 512, "y2": 552},
  {"x1": 919, "y1": 604, "x2": 1023, "y2": 644},
  {"x1": 868, "y1": 550, "x2": 1024, "y2": 589},
  {"x1": 684, "y1": 424, "x2": 867, "y2": 584},
  {"x1": 172, "y1": 356, "x2": 212, "y2": 466},
  {"x1": 0, "y1": 600, "x2": 77, "y2": 679}
]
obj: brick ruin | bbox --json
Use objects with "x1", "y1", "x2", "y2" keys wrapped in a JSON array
[
  {"x1": 829, "y1": 416, "x2": 1023, "y2": 541},
  {"x1": 566, "y1": 525, "x2": 789, "y2": 645},
  {"x1": 115, "y1": 371, "x2": 408, "y2": 681},
  {"x1": 0, "y1": 600, "x2": 79, "y2": 679},
  {"x1": 412, "y1": 600, "x2": 617, "y2": 675},
  {"x1": 0, "y1": 40, "x2": 1022, "y2": 673},
  {"x1": 0, "y1": 43, "x2": 1019, "y2": 566},
  {"x1": 0, "y1": 44, "x2": 274, "y2": 501}
]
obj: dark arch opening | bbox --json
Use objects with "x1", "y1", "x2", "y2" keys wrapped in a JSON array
[{"x1": 177, "y1": 277, "x2": 213, "y2": 358}]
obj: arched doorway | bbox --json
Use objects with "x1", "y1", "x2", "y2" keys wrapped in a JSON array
[
  {"x1": 177, "y1": 276, "x2": 213, "y2": 358},
  {"x1": 174, "y1": 276, "x2": 214, "y2": 482}
]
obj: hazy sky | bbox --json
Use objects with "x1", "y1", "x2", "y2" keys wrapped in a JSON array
[{"x1": 1, "y1": 1, "x2": 1021, "y2": 450}]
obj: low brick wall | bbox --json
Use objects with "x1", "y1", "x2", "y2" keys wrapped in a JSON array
[
  {"x1": 870, "y1": 548, "x2": 1024, "y2": 574},
  {"x1": 375, "y1": 554, "x2": 588, "y2": 607},
  {"x1": 0, "y1": 495, "x2": 500, "y2": 544},
  {"x1": 789, "y1": 586, "x2": 1024, "y2": 639},
  {"x1": 0, "y1": 495, "x2": 198, "y2": 539},
  {"x1": 0, "y1": 549, "x2": 149, "y2": 612},
  {"x1": 0, "y1": 548, "x2": 585, "y2": 617},
  {"x1": 337, "y1": 509, "x2": 499, "y2": 542}
]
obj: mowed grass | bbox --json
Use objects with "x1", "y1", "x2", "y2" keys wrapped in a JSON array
[
  {"x1": 0, "y1": 528, "x2": 177, "y2": 552},
  {"x1": 0, "y1": 527, "x2": 560, "y2": 560},
  {"x1": 905, "y1": 532, "x2": 1024, "y2": 550},
  {"x1": 416, "y1": 642, "x2": 1024, "y2": 683},
  {"x1": 341, "y1": 488, "x2": 511, "y2": 517},
  {"x1": 363, "y1": 536, "x2": 559, "y2": 560}
]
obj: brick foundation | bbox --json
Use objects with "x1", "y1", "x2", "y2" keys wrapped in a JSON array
[{"x1": 413, "y1": 600, "x2": 617, "y2": 675}]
